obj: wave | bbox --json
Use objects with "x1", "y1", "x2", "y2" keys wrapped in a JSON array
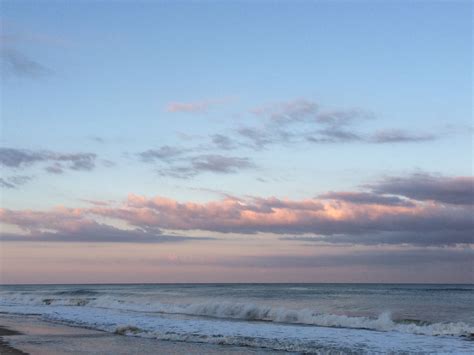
[
  {"x1": 389, "y1": 287, "x2": 474, "y2": 292},
  {"x1": 1, "y1": 293, "x2": 472, "y2": 337},
  {"x1": 53, "y1": 289, "x2": 100, "y2": 296},
  {"x1": 177, "y1": 302, "x2": 474, "y2": 337},
  {"x1": 22, "y1": 305, "x2": 474, "y2": 353}
]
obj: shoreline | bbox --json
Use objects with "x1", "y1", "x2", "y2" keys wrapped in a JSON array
[
  {"x1": 0, "y1": 326, "x2": 28, "y2": 355},
  {"x1": 0, "y1": 313, "x2": 281, "y2": 354}
]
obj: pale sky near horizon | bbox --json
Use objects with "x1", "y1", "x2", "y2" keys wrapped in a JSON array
[{"x1": 0, "y1": 1, "x2": 472, "y2": 284}]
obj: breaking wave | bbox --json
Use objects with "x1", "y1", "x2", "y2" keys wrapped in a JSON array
[{"x1": 0, "y1": 293, "x2": 472, "y2": 337}]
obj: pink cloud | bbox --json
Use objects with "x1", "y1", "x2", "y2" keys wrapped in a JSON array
[
  {"x1": 166, "y1": 101, "x2": 211, "y2": 113},
  {"x1": 85, "y1": 193, "x2": 472, "y2": 245},
  {"x1": 2, "y1": 176, "x2": 472, "y2": 245},
  {"x1": 166, "y1": 97, "x2": 233, "y2": 113}
]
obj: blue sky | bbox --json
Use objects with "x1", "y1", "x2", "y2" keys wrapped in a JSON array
[{"x1": 0, "y1": 1, "x2": 472, "y2": 283}]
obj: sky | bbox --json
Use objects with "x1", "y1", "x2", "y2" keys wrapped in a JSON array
[{"x1": 0, "y1": 0, "x2": 472, "y2": 284}]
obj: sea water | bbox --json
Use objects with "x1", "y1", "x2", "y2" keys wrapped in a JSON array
[{"x1": 1, "y1": 283, "x2": 473, "y2": 353}]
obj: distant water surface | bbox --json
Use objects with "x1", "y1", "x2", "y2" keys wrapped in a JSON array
[{"x1": 1, "y1": 283, "x2": 473, "y2": 353}]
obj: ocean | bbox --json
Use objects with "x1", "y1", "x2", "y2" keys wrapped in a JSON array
[{"x1": 1, "y1": 283, "x2": 473, "y2": 353}]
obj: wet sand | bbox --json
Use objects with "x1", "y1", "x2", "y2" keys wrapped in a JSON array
[
  {"x1": 0, "y1": 340, "x2": 28, "y2": 355},
  {"x1": 0, "y1": 314, "x2": 281, "y2": 354},
  {"x1": 0, "y1": 326, "x2": 28, "y2": 354}
]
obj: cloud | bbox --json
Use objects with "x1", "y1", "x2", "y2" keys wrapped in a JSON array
[
  {"x1": 0, "y1": 47, "x2": 52, "y2": 78},
  {"x1": 319, "y1": 191, "x2": 414, "y2": 207},
  {"x1": 44, "y1": 164, "x2": 64, "y2": 174},
  {"x1": 251, "y1": 100, "x2": 373, "y2": 128},
  {"x1": 166, "y1": 98, "x2": 232, "y2": 113},
  {"x1": 191, "y1": 154, "x2": 255, "y2": 173},
  {"x1": 79, "y1": 199, "x2": 112, "y2": 207},
  {"x1": 0, "y1": 148, "x2": 97, "y2": 172},
  {"x1": 370, "y1": 129, "x2": 437, "y2": 143},
  {"x1": 0, "y1": 178, "x2": 16, "y2": 189},
  {"x1": 306, "y1": 129, "x2": 437, "y2": 145},
  {"x1": 157, "y1": 154, "x2": 256, "y2": 178},
  {"x1": 142, "y1": 98, "x2": 442, "y2": 171},
  {"x1": 57, "y1": 153, "x2": 96, "y2": 171},
  {"x1": 0, "y1": 225, "x2": 207, "y2": 243},
  {"x1": 315, "y1": 108, "x2": 374, "y2": 127},
  {"x1": 138, "y1": 146, "x2": 187, "y2": 162},
  {"x1": 211, "y1": 134, "x2": 237, "y2": 150},
  {"x1": 3, "y1": 174, "x2": 470, "y2": 246},
  {"x1": 0, "y1": 207, "x2": 211, "y2": 243},
  {"x1": 0, "y1": 175, "x2": 32, "y2": 189},
  {"x1": 0, "y1": 148, "x2": 47, "y2": 167},
  {"x1": 166, "y1": 101, "x2": 210, "y2": 113},
  {"x1": 84, "y1": 182, "x2": 472, "y2": 246},
  {"x1": 251, "y1": 99, "x2": 318, "y2": 124},
  {"x1": 368, "y1": 173, "x2": 474, "y2": 205},
  {"x1": 245, "y1": 99, "x2": 435, "y2": 148},
  {"x1": 236, "y1": 127, "x2": 278, "y2": 149},
  {"x1": 307, "y1": 128, "x2": 363, "y2": 143},
  {"x1": 138, "y1": 144, "x2": 256, "y2": 178}
]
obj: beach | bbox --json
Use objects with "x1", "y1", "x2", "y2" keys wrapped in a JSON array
[
  {"x1": 0, "y1": 284, "x2": 473, "y2": 354},
  {"x1": 0, "y1": 324, "x2": 26, "y2": 355},
  {"x1": 0, "y1": 313, "x2": 281, "y2": 354}
]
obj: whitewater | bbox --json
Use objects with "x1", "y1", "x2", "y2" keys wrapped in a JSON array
[{"x1": 1, "y1": 284, "x2": 473, "y2": 353}]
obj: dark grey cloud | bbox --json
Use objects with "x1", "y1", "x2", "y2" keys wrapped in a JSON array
[
  {"x1": 0, "y1": 47, "x2": 52, "y2": 78},
  {"x1": 251, "y1": 99, "x2": 318, "y2": 124},
  {"x1": 44, "y1": 164, "x2": 64, "y2": 174},
  {"x1": 0, "y1": 147, "x2": 97, "y2": 172},
  {"x1": 0, "y1": 223, "x2": 213, "y2": 244},
  {"x1": 211, "y1": 134, "x2": 237, "y2": 150},
  {"x1": 234, "y1": 126, "x2": 294, "y2": 150},
  {"x1": 150, "y1": 99, "x2": 441, "y2": 166},
  {"x1": 368, "y1": 173, "x2": 474, "y2": 205},
  {"x1": 246, "y1": 100, "x2": 435, "y2": 148},
  {"x1": 307, "y1": 128, "x2": 363, "y2": 143},
  {"x1": 319, "y1": 191, "x2": 414, "y2": 207},
  {"x1": 157, "y1": 166, "x2": 198, "y2": 179},
  {"x1": 315, "y1": 108, "x2": 374, "y2": 127},
  {"x1": 157, "y1": 154, "x2": 256, "y2": 178},
  {"x1": 251, "y1": 101, "x2": 372, "y2": 129},
  {"x1": 236, "y1": 127, "x2": 275, "y2": 149},
  {"x1": 57, "y1": 153, "x2": 96, "y2": 171},
  {"x1": 0, "y1": 175, "x2": 32, "y2": 189},
  {"x1": 139, "y1": 146, "x2": 187, "y2": 162},
  {"x1": 0, "y1": 178, "x2": 16, "y2": 189},
  {"x1": 246, "y1": 101, "x2": 371, "y2": 148},
  {"x1": 138, "y1": 142, "x2": 256, "y2": 178},
  {"x1": 192, "y1": 154, "x2": 255, "y2": 173},
  {"x1": 0, "y1": 148, "x2": 46, "y2": 167},
  {"x1": 307, "y1": 128, "x2": 436, "y2": 145},
  {"x1": 370, "y1": 129, "x2": 437, "y2": 143}
]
